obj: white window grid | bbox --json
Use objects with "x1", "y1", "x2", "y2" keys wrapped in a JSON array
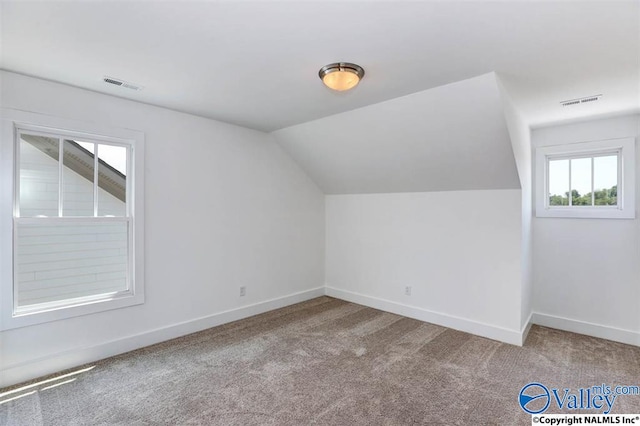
[
  {"x1": 544, "y1": 149, "x2": 622, "y2": 209},
  {"x1": 535, "y1": 137, "x2": 635, "y2": 219},
  {"x1": 12, "y1": 124, "x2": 137, "y2": 317}
]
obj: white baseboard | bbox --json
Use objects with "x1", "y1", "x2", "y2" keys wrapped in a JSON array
[
  {"x1": 532, "y1": 312, "x2": 640, "y2": 347},
  {"x1": 325, "y1": 286, "x2": 524, "y2": 346},
  {"x1": 16, "y1": 289, "x2": 637, "y2": 389},
  {"x1": 0, "y1": 287, "x2": 325, "y2": 389}
]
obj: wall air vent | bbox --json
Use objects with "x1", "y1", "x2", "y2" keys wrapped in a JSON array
[
  {"x1": 560, "y1": 94, "x2": 602, "y2": 107},
  {"x1": 103, "y1": 76, "x2": 143, "y2": 91}
]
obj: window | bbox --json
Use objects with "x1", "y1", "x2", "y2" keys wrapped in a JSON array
[
  {"x1": 535, "y1": 138, "x2": 635, "y2": 219},
  {"x1": 1, "y1": 110, "x2": 145, "y2": 329}
]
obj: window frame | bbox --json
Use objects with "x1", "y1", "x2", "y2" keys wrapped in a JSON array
[
  {"x1": 535, "y1": 137, "x2": 635, "y2": 219},
  {"x1": 1, "y1": 108, "x2": 145, "y2": 330}
]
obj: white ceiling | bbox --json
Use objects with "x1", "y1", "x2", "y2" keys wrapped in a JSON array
[
  {"x1": 1, "y1": 1, "x2": 638, "y2": 132},
  {"x1": 273, "y1": 73, "x2": 520, "y2": 194}
]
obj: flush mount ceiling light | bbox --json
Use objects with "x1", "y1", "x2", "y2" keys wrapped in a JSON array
[{"x1": 318, "y1": 62, "x2": 365, "y2": 91}]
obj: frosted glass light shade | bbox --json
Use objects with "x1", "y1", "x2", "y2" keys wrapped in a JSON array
[{"x1": 319, "y1": 63, "x2": 365, "y2": 91}]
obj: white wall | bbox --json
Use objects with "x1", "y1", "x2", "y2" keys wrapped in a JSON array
[
  {"x1": 0, "y1": 71, "x2": 325, "y2": 387},
  {"x1": 273, "y1": 73, "x2": 520, "y2": 194},
  {"x1": 272, "y1": 72, "x2": 528, "y2": 345},
  {"x1": 532, "y1": 114, "x2": 640, "y2": 346},
  {"x1": 497, "y1": 77, "x2": 534, "y2": 331},
  {"x1": 9, "y1": 69, "x2": 636, "y2": 390},
  {"x1": 325, "y1": 190, "x2": 525, "y2": 344}
]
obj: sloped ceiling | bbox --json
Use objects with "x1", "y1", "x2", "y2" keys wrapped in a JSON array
[
  {"x1": 1, "y1": 1, "x2": 637, "y2": 131},
  {"x1": 3, "y1": 1, "x2": 635, "y2": 195},
  {"x1": 272, "y1": 73, "x2": 519, "y2": 194}
]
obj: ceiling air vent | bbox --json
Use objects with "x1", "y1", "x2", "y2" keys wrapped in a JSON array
[
  {"x1": 103, "y1": 76, "x2": 142, "y2": 91},
  {"x1": 560, "y1": 94, "x2": 602, "y2": 107}
]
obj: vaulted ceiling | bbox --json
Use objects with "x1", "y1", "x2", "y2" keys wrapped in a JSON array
[
  {"x1": 273, "y1": 73, "x2": 520, "y2": 194},
  {"x1": 2, "y1": 1, "x2": 638, "y2": 195},
  {"x1": 1, "y1": 1, "x2": 638, "y2": 132}
]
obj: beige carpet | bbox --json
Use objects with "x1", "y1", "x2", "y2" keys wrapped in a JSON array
[{"x1": 1, "y1": 297, "x2": 639, "y2": 425}]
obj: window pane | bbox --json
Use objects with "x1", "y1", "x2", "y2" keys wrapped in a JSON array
[
  {"x1": 97, "y1": 144, "x2": 127, "y2": 216},
  {"x1": 594, "y1": 155, "x2": 618, "y2": 206},
  {"x1": 15, "y1": 221, "x2": 129, "y2": 308},
  {"x1": 548, "y1": 159, "x2": 569, "y2": 206},
  {"x1": 570, "y1": 157, "x2": 592, "y2": 206},
  {"x1": 62, "y1": 140, "x2": 96, "y2": 216},
  {"x1": 19, "y1": 134, "x2": 60, "y2": 217}
]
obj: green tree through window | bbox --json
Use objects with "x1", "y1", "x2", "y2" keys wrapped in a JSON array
[{"x1": 549, "y1": 185, "x2": 617, "y2": 207}]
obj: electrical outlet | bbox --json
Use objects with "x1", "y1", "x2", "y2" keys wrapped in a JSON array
[
  {"x1": 405, "y1": 286, "x2": 412, "y2": 296},
  {"x1": 240, "y1": 286, "x2": 246, "y2": 297}
]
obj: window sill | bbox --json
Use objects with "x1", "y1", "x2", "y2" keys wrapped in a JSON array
[
  {"x1": 536, "y1": 207, "x2": 635, "y2": 219},
  {"x1": 2, "y1": 279, "x2": 144, "y2": 331}
]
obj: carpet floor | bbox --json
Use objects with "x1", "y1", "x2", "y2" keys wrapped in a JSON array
[{"x1": 1, "y1": 297, "x2": 639, "y2": 425}]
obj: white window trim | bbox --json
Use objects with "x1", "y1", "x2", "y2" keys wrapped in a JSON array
[
  {"x1": 535, "y1": 137, "x2": 635, "y2": 219},
  {"x1": 0, "y1": 108, "x2": 145, "y2": 330}
]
